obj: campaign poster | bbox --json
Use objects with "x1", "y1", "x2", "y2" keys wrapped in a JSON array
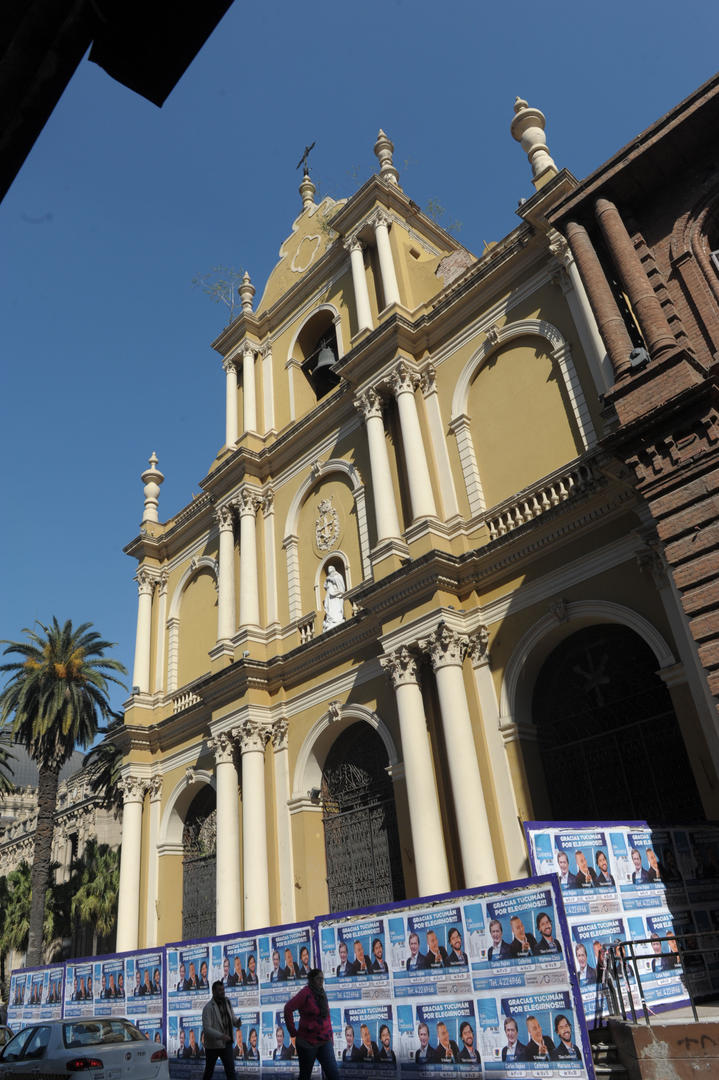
[
  {"x1": 622, "y1": 911, "x2": 690, "y2": 1012},
  {"x1": 22, "y1": 969, "x2": 47, "y2": 1018},
  {"x1": 64, "y1": 960, "x2": 96, "y2": 1016},
  {"x1": 42, "y1": 965, "x2": 64, "y2": 1017},
  {"x1": 644, "y1": 828, "x2": 687, "y2": 907},
  {"x1": 526, "y1": 825, "x2": 620, "y2": 918},
  {"x1": 166, "y1": 941, "x2": 212, "y2": 1014},
  {"x1": 569, "y1": 916, "x2": 629, "y2": 1027},
  {"x1": 395, "y1": 999, "x2": 480, "y2": 1075},
  {"x1": 614, "y1": 828, "x2": 666, "y2": 912},
  {"x1": 126, "y1": 951, "x2": 164, "y2": 1014},
  {"x1": 232, "y1": 1007, "x2": 262, "y2": 1069},
  {"x1": 336, "y1": 1003, "x2": 396, "y2": 1073},
  {"x1": 258, "y1": 923, "x2": 314, "y2": 1004},
  {"x1": 388, "y1": 902, "x2": 471, "y2": 998},
  {"x1": 6, "y1": 971, "x2": 26, "y2": 1030},
  {"x1": 465, "y1": 885, "x2": 567, "y2": 993},
  {"x1": 319, "y1": 915, "x2": 391, "y2": 1001},
  {"x1": 499, "y1": 990, "x2": 587, "y2": 1074},
  {"x1": 261, "y1": 1008, "x2": 297, "y2": 1066},
  {"x1": 210, "y1": 933, "x2": 260, "y2": 1008},
  {"x1": 167, "y1": 1010, "x2": 205, "y2": 1064},
  {"x1": 135, "y1": 1015, "x2": 165, "y2": 1047},
  {"x1": 93, "y1": 956, "x2": 127, "y2": 1015}
]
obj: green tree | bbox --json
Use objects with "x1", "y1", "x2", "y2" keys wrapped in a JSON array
[
  {"x1": 0, "y1": 619, "x2": 126, "y2": 967},
  {"x1": 0, "y1": 727, "x2": 15, "y2": 793},
  {"x1": 71, "y1": 841, "x2": 120, "y2": 955},
  {"x1": 82, "y1": 720, "x2": 125, "y2": 814},
  {"x1": 0, "y1": 862, "x2": 31, "y2": 958}
]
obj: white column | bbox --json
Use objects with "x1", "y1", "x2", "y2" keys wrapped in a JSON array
[
  {"x1": 132, "y1": 570, "x2": 155, "y2": 693},
  {"x1": 211, "y1": 732, "x2": 242, "y2": 934},
  {"x1": 421, "y1": 623, "x2": 498, "y2": 886},
  {"x1": 224, "y1": 357, "x2": 239, "y2": 446},
  {"x1": 372, "y1": 210, "x2": 401, "y2": 308},
  {"x1": 166, "y1": 617, "x2": 180, "y2": 693},
  {"x1": 346, "y1": 237, "x2": 373, "y2": 334},
  {"x1": 262, "y1": 491, "x2": 279, "y2": 628},
  {"x1": 380, "y1": 647, "x2": 450, "y2": 895},
  {"x1": 116, "y1": 776, "x2": 146, "y2": 952},
  {"x1": 236, "y1": 720, "x2": 271, "y2": 929},
  {"x1": 216, "y1": 505, "x2": 237, "y2": 642},
  {"x1": 153, "y1": 572, "x2": 168, "y2": 693},
  {"x1": 144, "y1": 776, "x2": 163, "y2": 947},
  {"x1": 354, "y1": 388, "x2": 403, "y2": 543},
  {"x1": 261, "y1": 343, "x2": 275, "y2": 433},
  {"x1": 272, "y1": 720, "x2": 296, "y2": 923},
  {"x1": 387, "y1": 360, "x2": 438, "y2": 520},
  {"x1": 549, "y1": 232, "x2": 613, "y2": 393},
  {"x1": 242, "y1": 346, "x2": 257, "y2": 433},
  {"x1": 420, "y1": 366, "x2": 460, "y2": 519},
  {"x1": 468, "y1": 628, "x2": 528, "y2": 878},
  {"x1": 236, "y1": 488, "x2": 261, "y2": 627}
]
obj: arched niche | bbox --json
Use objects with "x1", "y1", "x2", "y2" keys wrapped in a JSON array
[{"x1": 167, "y1": 558, "x2": 218, "y2": 692}]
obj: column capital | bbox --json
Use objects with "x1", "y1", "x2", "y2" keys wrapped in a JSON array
[
  {"x1": 234, "y1": 718, "x2": 271, "y2": 753},
  {"x1": 380, "y1": 646, "x2": 420, "y2": 687},
  {"x1": 118, "y1": 775, "x2": 148, "y2": 804},
  {"x1": 386, "y1": 358, "x2": 420, "y2": 397},
  {"x1": 215, "y1": 503, "x2": 235, "y2": 531},
  {"x1": 157, "y1": 569, "x2": 169, "y2": 596},
  {"x1": 547, "y1": 228, "x2": 572, "y2": 268},
  {"x1": 259, "y1": 341, "x2": 273, "y2": 360},
  {"x1": 419, "y1": 365, "x2": 437, "y2": 397},
  {"x1": 241, "y1": 342, "x2": 257, "y2": 360},
  {"x1": 419, "y1": 621, "x2": 469, "y2": 669},
  {"x1": 343, "y1": 233, "x2": 364, "y2": 255},
  {"x1": 261, "y1": 488, "x2": 275, "y2": 516},
  {"x1": 467, "y1": 625, "x2": 490, "y2": 667},
  {"x1": 208, "y1": 730, "x2": 237, "y2": 766},
  {"x1": 223, "y1": 356, "x2": 238, "y2": 375},
  {"x1": 147, "y1": 775, "x2": 164, "y2": 802},
  {"x1": 136, "y1": 568, "x2": 156, "y2": 596},
  {"x1": 354, "y1": 386, "x2": 384, "y2": 421},
  {"x1": 272, "y1": 718, "x2": 289, "y2": 751},
  {"x1": 234, "y1": 486, "x2": 262, "y2": 518},
  {"x1": 368, "y1": 206, "x2": 392, "y2": 230}
]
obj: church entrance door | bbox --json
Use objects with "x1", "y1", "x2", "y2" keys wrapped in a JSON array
[{"x1": 182, "y1": 787, "x2": 217, "y2": 941}]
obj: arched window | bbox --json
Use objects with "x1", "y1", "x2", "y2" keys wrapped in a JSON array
[
  {"x1": 532, "y1": 625, "x2": 704, "y2": 824},
  {"x1": 321, "y1": 723, "x2": 405, "y2": 912},
  {"x1": 182, "y1": 786, "x2": 216, "y2": 940},
  {"x1": 296, "y1": 310, "x2": 341, "y2": 400}
]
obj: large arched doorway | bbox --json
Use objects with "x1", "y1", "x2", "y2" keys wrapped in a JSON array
[
  {"x1": 321, "y1": 723, "x2": 405, "y2": 913},
  {"x1": 532, "y1": 624, "x2": 704, "y2": 823},
  {"x1": 182, "y1": 786, "x2": 216, "y2": 940}
]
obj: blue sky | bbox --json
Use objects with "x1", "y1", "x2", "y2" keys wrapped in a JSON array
[{"x1": 1, "y1": 0, "x2": 717, "y2": 712}]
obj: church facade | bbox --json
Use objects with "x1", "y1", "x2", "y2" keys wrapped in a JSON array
[{"x1": 116, "y1": 93, "x2": 719, "y2": 953}]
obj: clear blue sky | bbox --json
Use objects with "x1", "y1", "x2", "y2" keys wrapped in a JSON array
[{"x1": 1, "y1": 0, "x2": 716, "y2": 712}]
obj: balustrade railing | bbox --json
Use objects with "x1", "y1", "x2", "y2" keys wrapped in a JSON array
[{"x1": 486, "y1": 460, "x2": 599, "y2": 541}]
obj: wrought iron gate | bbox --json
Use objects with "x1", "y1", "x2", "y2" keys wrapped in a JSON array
[
  {"x1": 182, "y1": 798, "x2": 217, "y2": 941},
  {"x1": 321, "y1": 725, "x2": 405, "y2": 913}
]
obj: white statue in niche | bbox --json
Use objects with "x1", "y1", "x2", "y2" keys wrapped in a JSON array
[{"x1": 323, "y1": 564, "x2": 346, "y2": 631}]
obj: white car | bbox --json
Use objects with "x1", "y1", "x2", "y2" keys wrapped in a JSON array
[{"x1": 0, "y1": 1016, "x2": 169, "y2": 1077}]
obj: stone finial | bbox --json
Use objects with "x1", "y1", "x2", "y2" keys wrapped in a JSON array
[
  {"x1": 299, "y1": 171, "x2": 316, "y2": 211},
  {"x1": 510, "y1": 97, "x2": 557, "y2": 188},
  {"x1": 239, "y1": 270, "x2": 255, "y2": 313},
  {"x1": 141, "y1": 452, "x2": 164, "y2": 523},
  {"x1": 374, "y1": 129, "x2": 400, "y2": 186}
]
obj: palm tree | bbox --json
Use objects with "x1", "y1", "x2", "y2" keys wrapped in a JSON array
[
  {"x1": 0, "y1": 863, "x2": 31, "y2": 960},
  {"x1": 0, "y1": 619, "x2": 126, "y2": 966},
  {"x1": 82, "y1": 721, "x2": 126, "y2": 814},
  {"x1": 0, "y1": 727, "x2": 15, "y2": 793},
  {"x1": 71, "y1": 841, "x2": 120, "y2": 955}
]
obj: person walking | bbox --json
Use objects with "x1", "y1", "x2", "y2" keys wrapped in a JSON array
[
  {"x1": 283, "y1": 968, "x2": 340, "y2": 1080},
  {"x1": 201, "y1": 980, "x2": 240, "y2": 1080}
]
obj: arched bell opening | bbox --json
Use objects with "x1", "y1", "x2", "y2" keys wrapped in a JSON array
[
  {"x1": 321, "y1": 722, "x2": 405, "y2": 913},
  {"x1": 532, "y1": 624, "x2": 704, "y2": 824},
  {"x1": 296, "y1": 310, "x2": 341, "y2": 400}
]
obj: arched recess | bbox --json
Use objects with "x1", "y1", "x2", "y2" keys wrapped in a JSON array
[
  {"x1": 283, "y1": 460, "x2": 371, "y2": 622},
  {"x1": 159, "y1": 769, "x2": 216, "y2": 851},
  {"x1": 286, "y1": 304, "x2": 344, "y2": 415},
  {"x1": 449, "y1": 319, "x2": 596, "y2": 517},
  {"x1": 166, "y1": 557, "x2": 218, "y2": 693},
  {"x1": 159, "y1": 769, "x2": 218, "y2": 941},
  {"x1": 313, "y1": 551, "x2": 352, "y2": 615},
  {"x1": 292, "y1": 703, "x2": 399, "y2": 799}
]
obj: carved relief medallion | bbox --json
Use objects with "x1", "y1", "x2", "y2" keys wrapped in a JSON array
[{"x1": 315, "y1": 496, "x2": 340, "y2": 551}]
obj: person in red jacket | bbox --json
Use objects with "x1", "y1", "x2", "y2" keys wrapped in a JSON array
[{"x1": 283, "y1": 969, "x2": 339, "y2": 1080}]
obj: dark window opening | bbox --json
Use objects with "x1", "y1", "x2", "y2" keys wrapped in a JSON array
[{"x1": 296, "y1": 311, "x2": 341, "y2": 400}]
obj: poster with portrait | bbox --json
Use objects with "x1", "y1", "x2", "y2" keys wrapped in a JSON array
[
  {"x1": 92, "y1": 956, "x2": 127, "y2": 1015},
  {"x1": 334, "y1": 1003, "x2": 396, "y2": 1074},
  {"x1": 395, "y1": 998, "x2": 480, "y2": 1076},
  {"x1": 166, "y1": 941, "x2": 212, "y2": 1013},
  {"x1": 525, "y1": 824, "x2": 620, "y2": 918},
  {"x1": 63, "y1": 959, "x2": 96, "y2": 1016},
  {"x1": 258, "y1": 923, "x2": 314, "y2": 1005},
  {"x1": 6, "y1": 965, "x2": 63, "y2": 1027},
  {"x1": 42, "y1": 965, "x2": 65, "y2": 1017},
  {"x1": 387, "y1": 902, "x2": 471, "y2": 999},
  {"x1": 319, "y1": 915, "x2": 391, "y2": 1001},
  {"x1": 232, "y1": 1007, "x2": 262, "y2": 1070},
  {"x1": 125, "y1": 950, "x2": 164, "y2": 1014},
  {"x1": 613, "y1": 828, "x2": 667, "y2": 912},
  {"x1": 622, "y1": 910, "x2": 692, "y2": 1010},
  {"x1": 498, "y1": 990, "x2": 586, "y2": 1074},
  {"x1": 209, "y1": 933, "x2": 260, "y2": 1008},
  {"x1": 260, "y1": 1008, "x2": 297, "y2": 1066},
  {"x1": 464, "y1": 885, "x2": 567, "y2": 993},
  {"x1": 135, "y1": 1015, "x2": 165, "y2": 1047},
  {"x1": 167, "y1": 1009, "x2": 205, "y2": 1065}
]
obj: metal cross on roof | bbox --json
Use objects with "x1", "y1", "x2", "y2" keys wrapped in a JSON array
[{"x1": 296, "y1": 141, "x2": 316, "y2": 174}]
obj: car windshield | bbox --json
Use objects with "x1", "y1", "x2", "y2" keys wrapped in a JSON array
[
  {"x1": 63, "y1": 1019, "x2": 147, "y2": 1048},
  {"x1": 0, "y1": 1028, "x2": 35, "y2": 1061}
]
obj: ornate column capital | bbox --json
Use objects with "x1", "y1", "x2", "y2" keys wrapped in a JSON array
[
  {"x1": 235, "y1": 486, "x2": 262, "y2": 518},
  {"x1": 223, "y1": 356, "x2": 238, "y2": 375},
  {"x1": 272, "y1": 718, "x2": 289, "y2": 752},
  {"x1": 234, "y1": 718, "x2": 271, "y2": 754},
  {"x1": 419, "y1": 621, "x2": 469, "y2": 669},
  {"x1": 261, "y1": 488, "x2": 275, "y2": 516},
  {"x1": 380, "y1": 646, "x2": 420, "y2": 687},
  {"x1": 157, "y1": 570, "x2": 169, "y2": 596},
  {"x1": 343, "y1": 233, "x2": 364, "y2": 255},
  {"x1": 208, "y1": 730, "x2": 237, "y2": 766},
  {"x1": 419, "y1": 365, "x2": 437, "y2": 396},
  {"x1": 386, "y1": 359, "x2": 420, "y2": 397},
  {"x1": 467, "y1": 625, "x2": 490, "y2": 667},
  {"x1": 118, "y1": 776, "x2": 148, "y2": 804},
  {"x1": 354, "y1": 387, "x2": 384, "y2": 421},
  {"x1": 547, "y1": 229, "x2": 572, "y2": 268},
  {"x1": 368, "y1": 206, "x2": 392, "y2": 230},
  {"x1": 136, "y1": 568, "x2": 156, "y2": 596},
  {"x1": 241, "y1": 344, "x2": 256, "y2": 361},
  {"x1": 260, "y1": 341, "x2": 273, "y2": 360},
  {"x1": 215, "y1": 503, "x2": 235, "y2": 531}
]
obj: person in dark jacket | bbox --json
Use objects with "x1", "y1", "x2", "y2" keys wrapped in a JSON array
[{"x1": 284, "y1": 969, "x2": 339, "y2": 1080}]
